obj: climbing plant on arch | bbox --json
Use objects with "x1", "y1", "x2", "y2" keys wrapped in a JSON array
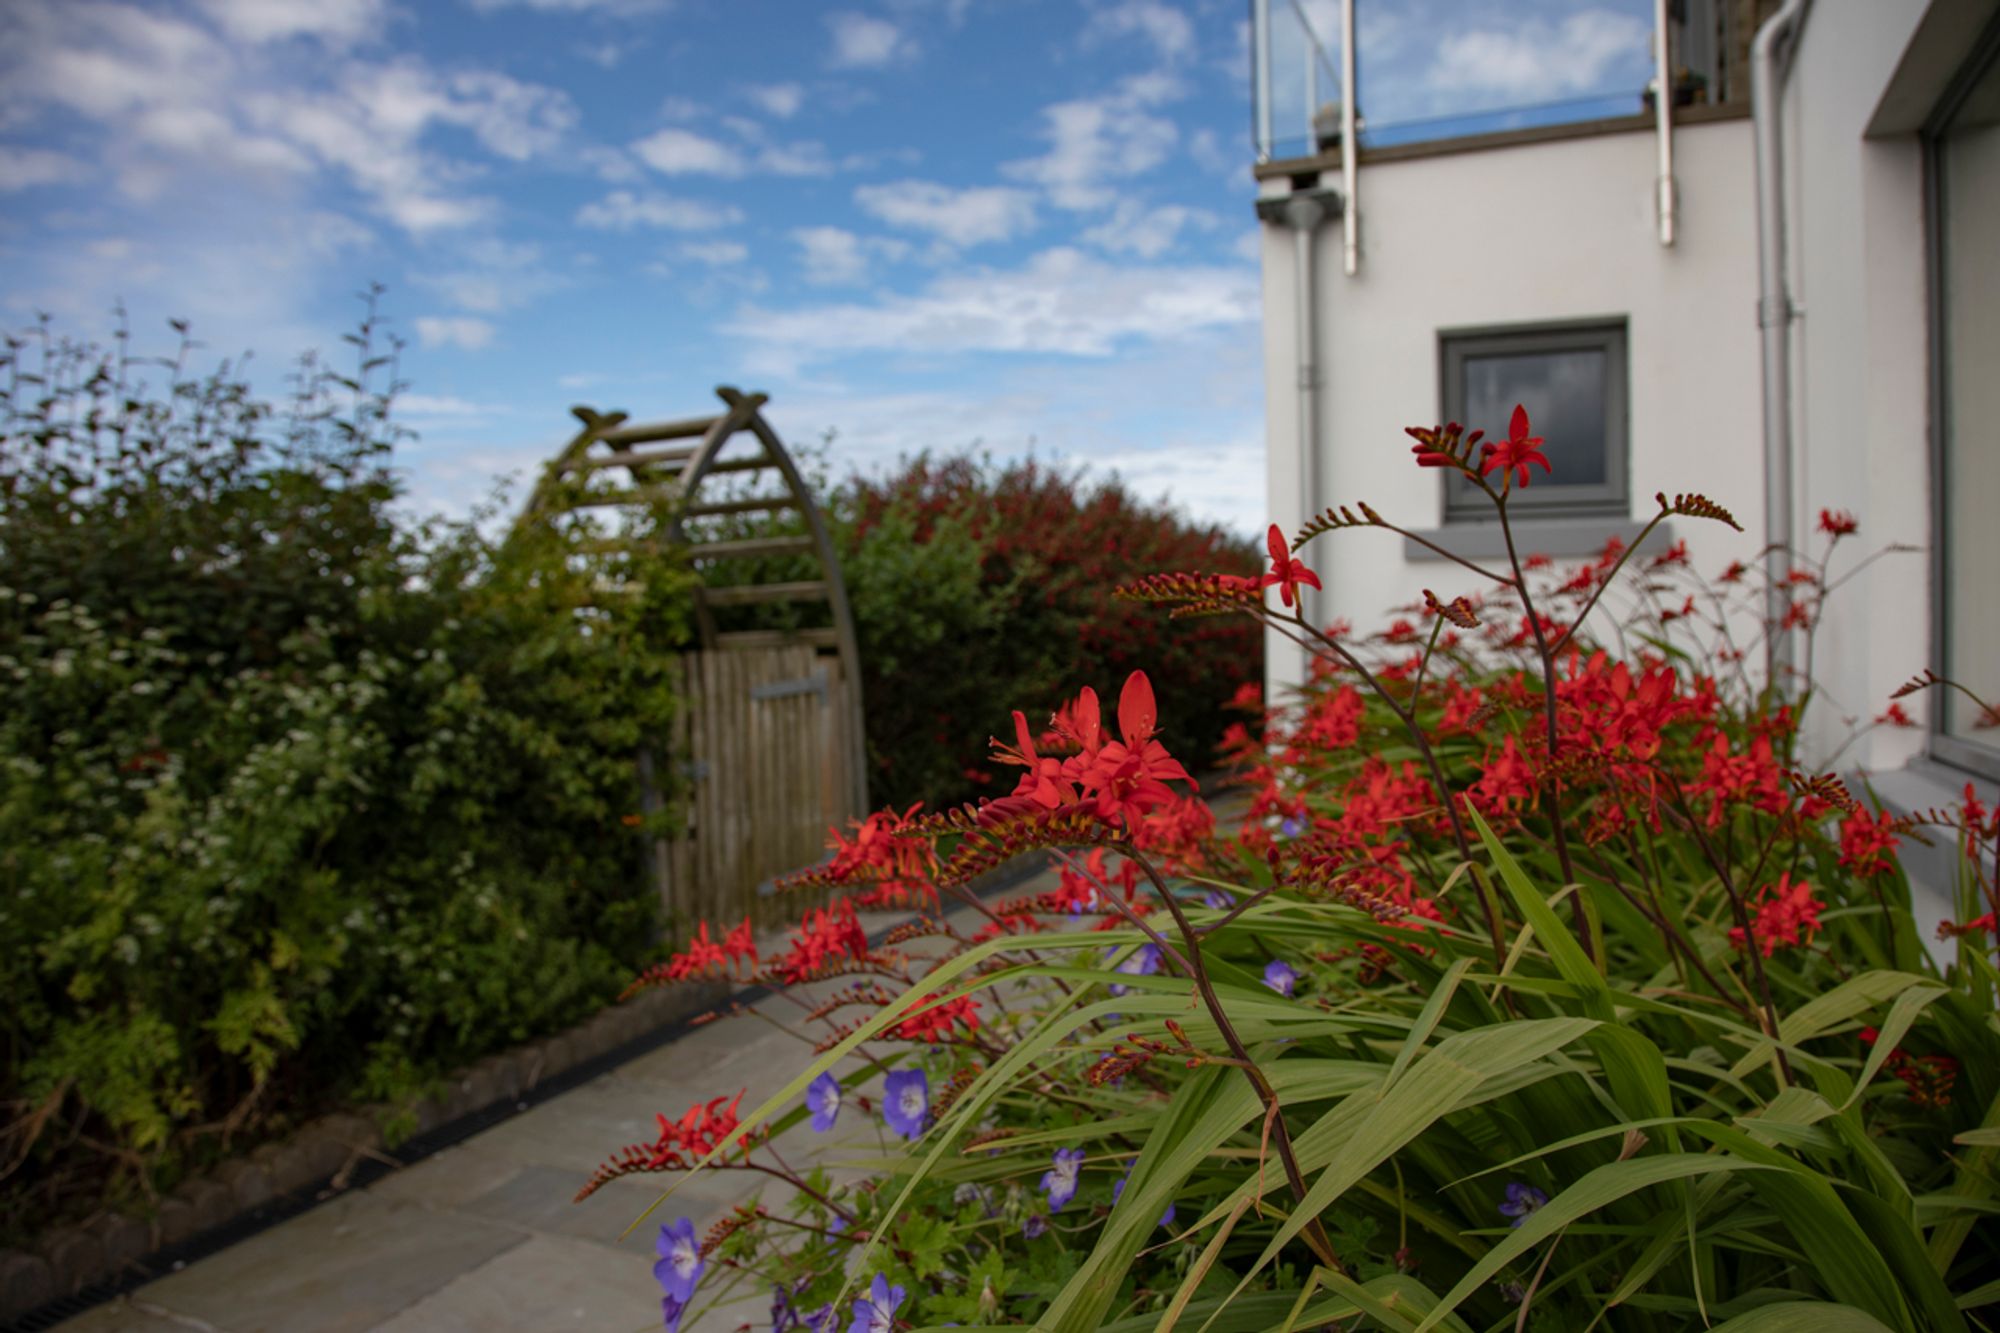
[{"x1": 515, "y1": 386, "x2": 869, "y2": 931}]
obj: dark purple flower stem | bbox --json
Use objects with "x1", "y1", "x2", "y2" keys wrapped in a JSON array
[{"x1": 1116, "y1": 840, "x2": 1344, "y2": 1274}]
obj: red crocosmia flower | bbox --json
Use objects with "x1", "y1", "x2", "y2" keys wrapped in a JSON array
[
  {"x1": 1727, "y1": 872, "x2": 1825, "y2": 957},
  {"x1": 1838, "y1": 806, "x2": 1900, "y2": 876},
  {"x1": 1469, "y1": 734, "x2": 1537, "y2": 815},
  {"x1": 1720, "y1": 560, "x2": 1747, "y2": 583},
  {"x1": 1261, "y1": 524, "x2": 1322, "y2": 609},
  {"x1": 826, "y1": 802, "x2": 932, "y2": 884},
  {"x1": 1075, "y1": 671, "x2": 1193, "y2": 826},
  {"x1": 891, "y1": 994, "x2": 981, "y2": 1042},
  {"x1": 665, "y1": 921, "x2": 733, "y2": 980},
  {"x1": 1479, "y1": 405, "x2": 1553, "y2": 489},
  {"x1": 991, "y1": 710, "x2": 1080, "y2": 810},
  {"x1": 1048, "y1": 686, "x2": 1103, "y2": 755},
  {"x1": 1818, "y1": 508, "x2": 1859, "y2": 537},
  {"x1": 723, "y1": 919, "x2": 757, "y2": 967},
  {"x1": 1301, "y1": 685, "x2": 1365, "y2": 750},
  {"x1": 971, "y1": 912, "x2": 1049, "y2": 943},
  {"x1": 775, "y1": 900, "x2": 869, "y2": 983},
  {"x1": 652, "y1": 1090, "x2": 745, "y2": 1164},
  {"x1": 1875, "y1": 702, "x2": 1916, "y2": 728},
  {"x1": 1961, "y1": 782, "x2": 1996, "y2": 837},
  {"x1": 1691, "y1": 733, "x2": 1788, "y2": 827}
]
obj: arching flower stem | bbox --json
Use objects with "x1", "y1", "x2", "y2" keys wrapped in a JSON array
[
  {"x1": 1116, "y1": 840, "x2": 1344, "y2": 1275},
  {"x1": 1277, "y1": 611, "x2": 1509, "y2": 971}
]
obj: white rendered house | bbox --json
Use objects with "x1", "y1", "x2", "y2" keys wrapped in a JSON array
[{"x1": 1248, "y1": 0, "x2": 1998, "y2": 899}]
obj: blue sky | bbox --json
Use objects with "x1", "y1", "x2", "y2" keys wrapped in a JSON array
[{"x1": 0, "y1": 0, "x2": 1659, "y2": 537}]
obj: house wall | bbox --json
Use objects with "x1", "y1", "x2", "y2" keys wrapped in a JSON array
[
  {"x1": 1258, "y1": 116, "x2": 1763, "y2": 709},
  {"x1": 1783, "y1": 0, "x2": 1940, "y2": 774}
]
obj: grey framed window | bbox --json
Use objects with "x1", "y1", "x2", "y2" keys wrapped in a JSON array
[
  {"x1": 1925, "y1": 17, "x2": 2000, "y2": 781},
  {"x1": 1440, "y1": 320, "x2": 1629, "y2": 523}
]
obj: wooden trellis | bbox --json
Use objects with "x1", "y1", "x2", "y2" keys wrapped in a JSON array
[{"x1": 517, "y1": 386, "x2": 868, "y2": 930}]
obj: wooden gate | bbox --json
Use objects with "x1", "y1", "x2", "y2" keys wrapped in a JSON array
[
  {"x1": 641, "y1": 643, "x2": 862, "y2": 932},
  {"x1": 516, "y1": 387, "x2": 870, "y2": 935}
]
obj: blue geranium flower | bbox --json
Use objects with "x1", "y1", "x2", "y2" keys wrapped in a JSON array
[
  {"x1": 1107, "y1": 943, "x2": 1162, "y2": 997},
  {"x1": 882, "y1": 1067, "x2": 929, "y2": 1139},
  {"x1": 805, "y1": 1071, "x2": 842, "y2": 1132},
  {"x1": 847, "y1": 1273, "x2": 907, "y2": 1333},
  {"x1": 1042, "y1": 1146, "x2": 1085, "y2": 1212},
  {"x1": 653, "y1": 1217, "x2": 702, "y2": 1305},
  {"x1": 1264, "y1": 959, "x2": 1299, "y2": 997},
  {"x1": 1498, "y1": 1181, "x2": 1549, "y2": 1227}
]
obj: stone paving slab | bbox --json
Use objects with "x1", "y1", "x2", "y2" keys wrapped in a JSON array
[
  {"x1": 121, "y1": 1192, "x2": 527, "y2": 1333},
  {"x1": 56, "y1": 861, "x2": 1070, "y2": 1332},
  {"x1": 370, "y1": 1234, "x2": 663, "y2": 1333}
]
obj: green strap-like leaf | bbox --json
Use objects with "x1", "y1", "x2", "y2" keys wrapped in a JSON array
[
  {"x1": 1701, "y1": 1302, "x2": 1898, "y2": 1332},
  {"x1": 1413, "y1": 1153, "x2": 1776, "y2": 1332},
  {"x1": 1469, "y1": 805, "x2": 1612, "y2": 1019}
]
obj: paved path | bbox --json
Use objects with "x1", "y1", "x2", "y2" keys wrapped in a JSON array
[{"x1": 58, "y1": 862, "x2": 1067, "y2": 1333}]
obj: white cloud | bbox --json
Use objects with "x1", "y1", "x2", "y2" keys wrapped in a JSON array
[
  {"x1": 681, "y1": 239, "x2": 748, "y2": 266},
  {"x1": 791, "y1": 226, "x2": 909, "y2": 285},
  {"x1": 0, "y1": 145, "x2": 91, "y2": 189},
  {"x1": 756, "y1": 139, "x2": 835, "y2": 176},
  {"x1": 853, "y1": 180, "x2": 1037, "y2": 247},
  {"x1": 578, "y1": 144, "x2": 642, "y2": 182},
  {"x1": 1428, "y1": 11, "x2": 1651, "y2": 100},
  {"x1": 414, "y1": 315, "x2": 495, "y2": 349},
  {"x1": 419, "y1": 239, "x2": 565, "y2": 314},
  {"x1": 576, "y1": 40, "x2": 626, "y2": 69},
  {"x1": 745, "y1": 82, "x2": 806, "y2": 118},
  {"x1": 826, "y1": 12, "x2": 917, "y2": 69},
  {"x1": 396, "y1": 392, "x2": 510, "y2": 421},
  {"x1": 1079, "y1": 200, "x2": 1216, "y2": 259},
  {"x1": 0, "y1": 2, "x2": 581, "y2": 236},
  {"x1": 1060, "y1": 435, "x2": 1267, "y2": 538},
  {"x1": 631, "y1": 125, "x2": 737, "y2": 175},
  {"x1": 465, "y1": 0, "x2": 670, "y2": 12},
  {"x1": 1003, "y1": 74, "x2": 1181, "y2": 211},
  {"x1": 574, "y1": 189, "x2": 742, "y2": 230},
  {"x1": 729, "y1": 246, "x2": 1257, "y2": 361},
  {"x1": 194, "y1": 0, "x2": 388, "y2": 46},
  {"x1": 1187, "y1": 126, "x2": 1236, "y2": 179},
  {"x1": 1082, "y1": 1, "x2": 1195, "y2": 63}
]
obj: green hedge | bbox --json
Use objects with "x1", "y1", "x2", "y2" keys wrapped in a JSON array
[
  {"x1": 0, "y1": 312, "x2": 691, "y2": 1241},
  {"x1": 834, "y1": 455, "x2": 1262, "y2": 811}
]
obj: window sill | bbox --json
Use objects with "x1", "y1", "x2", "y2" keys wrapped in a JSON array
[{"x1": 1403, "y1": 517, "x2": 1670, "y2": 563}]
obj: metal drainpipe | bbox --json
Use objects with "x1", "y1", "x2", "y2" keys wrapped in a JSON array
[
  {"x1": 1653, "y1": 0, "x2": 1676, "y2": 245},
  {"x1": 1340, "y1": 0, "x2": 1358, "y2": 276},
  {"x1": 1287, "y1": 195, "x2": 1328, "y2": 623},
  {"x1": 1752, "y1": 0, "x2": 1811, "y2": 691}
]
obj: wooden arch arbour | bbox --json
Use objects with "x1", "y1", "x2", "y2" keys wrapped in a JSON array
[{"x1": 520, "y1": 384, "x2": 869, "y2": 823}]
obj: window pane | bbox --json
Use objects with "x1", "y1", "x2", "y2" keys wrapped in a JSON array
[
  {"x1": 1941, "y1": 49, "x2": 2000, "y2": 750},
  {"x1": 1463, "y1": 348, "x2": 1609, "y2": 486}
]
